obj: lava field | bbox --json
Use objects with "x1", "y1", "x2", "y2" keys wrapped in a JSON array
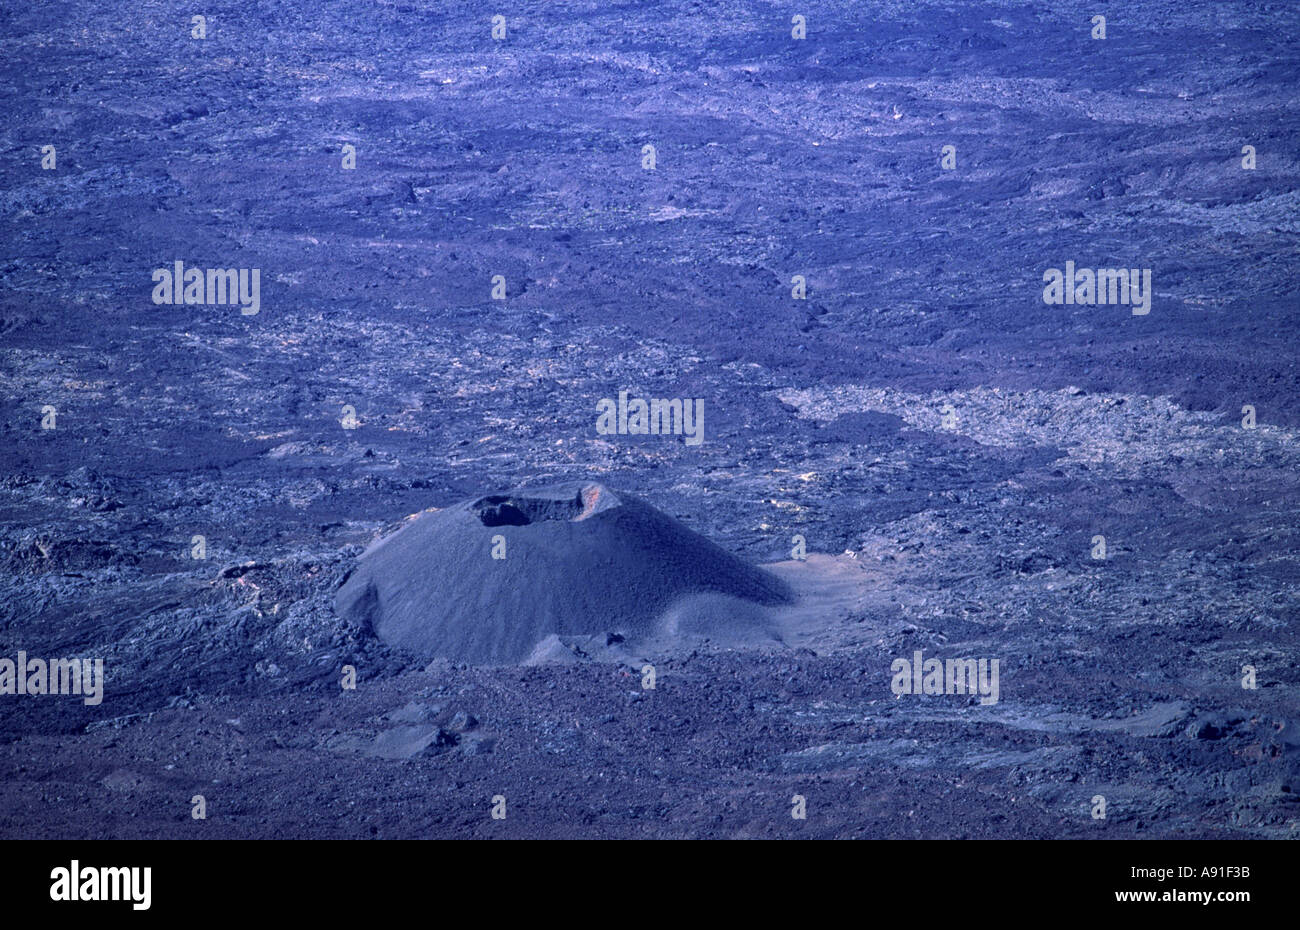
[{"x1": 0, "y1": 0, "x2": 1297, "y2": 840}]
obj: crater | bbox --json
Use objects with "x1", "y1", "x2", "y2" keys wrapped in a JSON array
[{"x1": 471, "y1": 483, "x2": 606, "y2": 526}]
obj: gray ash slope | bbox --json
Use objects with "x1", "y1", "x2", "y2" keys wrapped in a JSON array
[{"x1": 336, "y1": 481, "x2": 791, "y2": 664}]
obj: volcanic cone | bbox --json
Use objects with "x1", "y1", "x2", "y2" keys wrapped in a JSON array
[{"x1": 335, "y1": 481, "x2": 792, "y2": 664}]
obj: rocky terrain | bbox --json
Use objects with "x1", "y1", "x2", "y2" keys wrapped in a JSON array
[{"x1": 0, "y1": 0, "x2": 1297, "y2": 838}]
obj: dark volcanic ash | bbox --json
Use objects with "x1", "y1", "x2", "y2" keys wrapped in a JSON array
[{"x1": 335, "y1": 481, "x2": 792, "y2": 664}]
